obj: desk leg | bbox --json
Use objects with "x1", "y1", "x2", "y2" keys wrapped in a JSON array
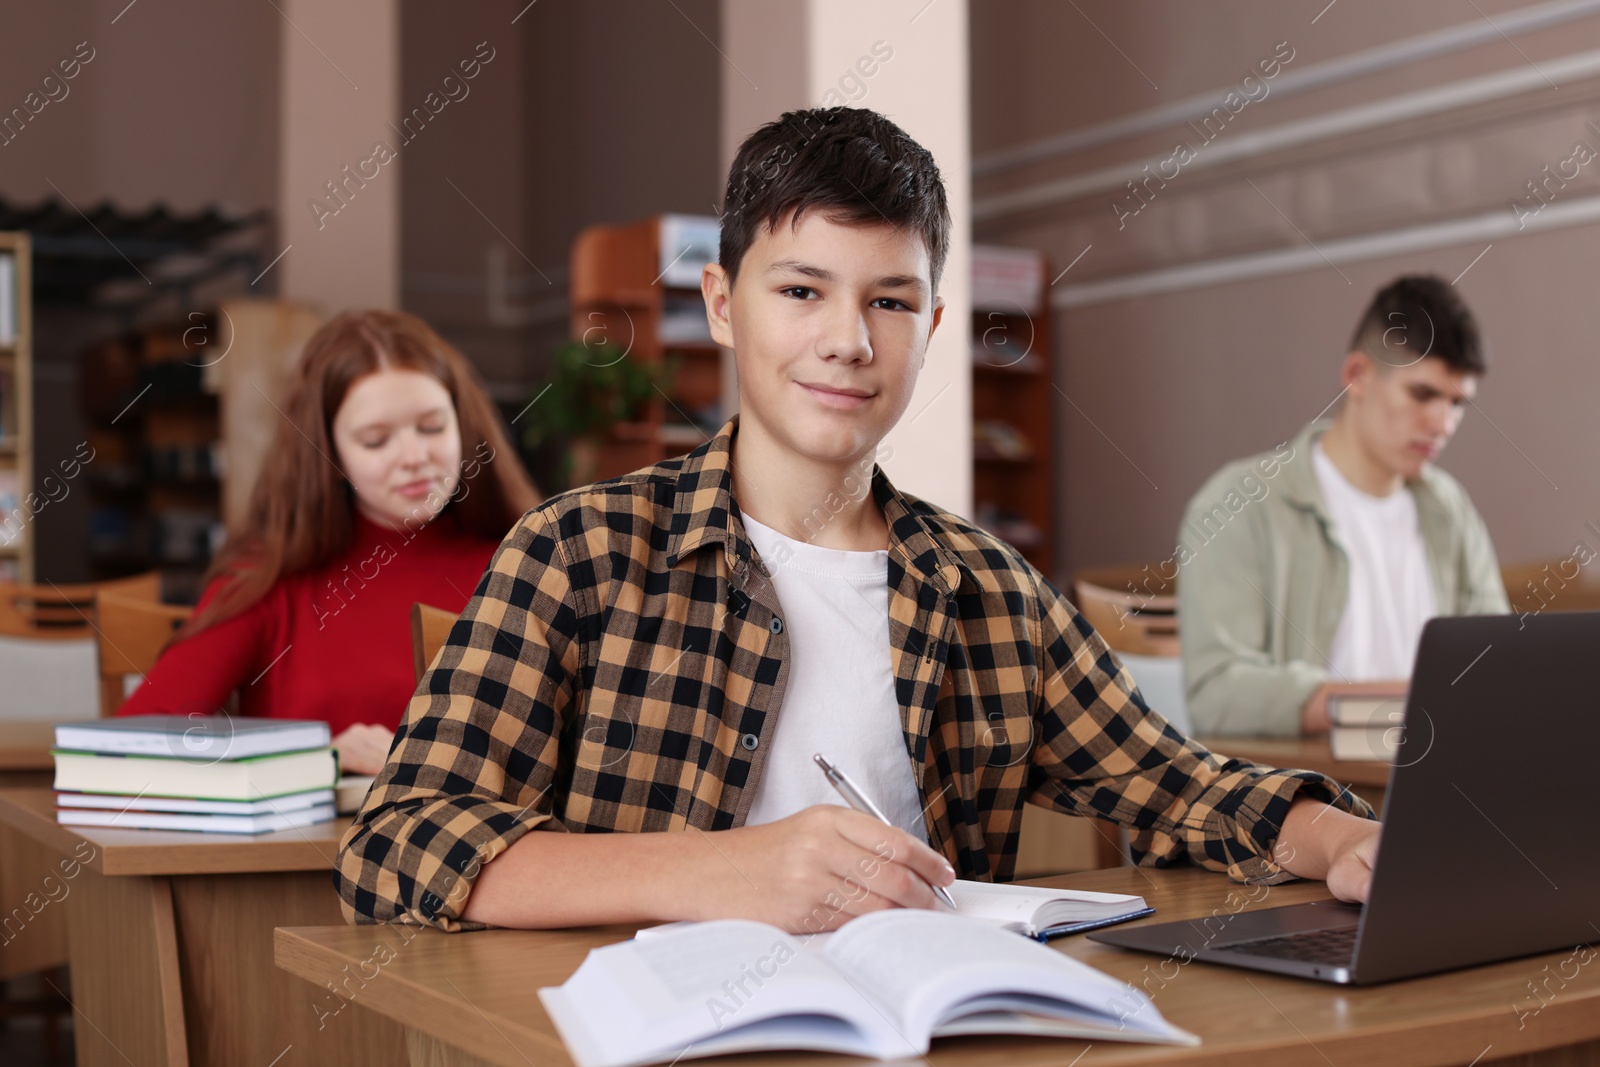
[
  {"x1": 0, "y1": 823, "x2": 71, "y2": 979},
  {"x1": 65, "y1": 871, "x2": 189, "y2": 1067},
  {"x1": 407, "y1": 1029, "x2": 503, "y2": 1067},
  {"x1": 169, "y1": 870, "x2": 408, "y2": 1067}
]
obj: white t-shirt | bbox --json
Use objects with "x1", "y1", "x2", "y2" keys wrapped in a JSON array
[
  {"x1": 739, "y1": 512, "x2": 927, "y2": 839},
  {"x1": 1312, "y1": 441, "x2": 1437, "y2": 681}
]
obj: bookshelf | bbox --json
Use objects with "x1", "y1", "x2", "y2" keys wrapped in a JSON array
[
  {"x1": 566, "y1": 214, "x2": 731, "y2": 478},
  {"x1": 78, "y1": 299, "x2": 321, "y2": 602},
  {"x1": 971, "y1": 245, "x2": 1054, "y2": 578},
  {"x1": 80, "y1": 315, "x2": 224, "y2": 597},
  {"x1": 563, "y1": 228, "x2": 1057, "y2": 578},
  {"x1": 0, "y1": 232, "x2": 33, "y2": 582}
]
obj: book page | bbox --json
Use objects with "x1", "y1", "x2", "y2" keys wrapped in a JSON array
[
  {"x1": 948, "y1": 879, "x2": 1144, "y2": 931},
  {"x1": 822, "y1": 911, "x2": 1132, "y2": 1038},
  {"x1": 542, "y1": 920, "x2": 917, "y2": 1067}
]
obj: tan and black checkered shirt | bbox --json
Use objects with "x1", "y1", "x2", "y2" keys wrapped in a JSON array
[{"x1": 336, "y1": 416, "x2": 1372, "y2": 930}]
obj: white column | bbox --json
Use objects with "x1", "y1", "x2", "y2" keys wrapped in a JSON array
[
  {"x1": 719, "y1": 0, "x2": 973, "y2": 517},
  {"x1": 277, "y1": 0, "x2": 400, "y2": 312}
]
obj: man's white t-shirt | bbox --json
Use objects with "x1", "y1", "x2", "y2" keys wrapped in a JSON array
[
  {"x1": 1312, "y1": 441, "x2": 1437, "y2": 680},
  {"x1": 739, "y1": 511, "x2": 927, "y2": 838}
]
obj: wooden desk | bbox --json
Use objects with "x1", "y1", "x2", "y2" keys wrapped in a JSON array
[
  {"x1": 277, "y1": 866, "x2": 1600, "y2": 1067},
  {"x1": 0, "y1": 787, "x2": 406, "y2": 1066},
  {"x1": 1196, "y1": 735, "x2": 1391, "y2": 814},
  {"x1": 0, "y1": 723, "x2": 67, "y2": 980}
]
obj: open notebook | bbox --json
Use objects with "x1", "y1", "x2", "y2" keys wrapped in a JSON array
[
  {"x1": 946, "y1": 879, "x2": 1152, "y2": 940},
  {"x1": 540, "y1": 910, "x2": 1195, "y2": 1067}
]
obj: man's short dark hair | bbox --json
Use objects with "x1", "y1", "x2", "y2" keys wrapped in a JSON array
[
  {"x1": 718, "y1": 106, "x2": 952, "y2": 291},
  {"x1": 1349, "y1": 274, "x2": 1486, "y2": 374}
]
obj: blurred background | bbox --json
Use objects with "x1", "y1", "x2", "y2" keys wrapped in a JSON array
[{"x1": 0, "y1": 0, "x2": 1595, "y2": 598}]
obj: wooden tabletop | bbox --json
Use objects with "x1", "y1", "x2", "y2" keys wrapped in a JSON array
[
  {"x1": 277, "y1": 866, "x2": 1600, "y2": 1067},
  {"x1": 0, "y1": 787, "x2": 348, "y2": 876},
  {"x1": 1194, "y1": 734, "x2": 1393, "y2": 789},
  {"x1": 0, "y1": 720, "x2": 56, "y2": 771}
]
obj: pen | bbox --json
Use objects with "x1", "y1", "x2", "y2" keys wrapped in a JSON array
[{"x1": 813, "y1": 753, "x2": 958, "y2": 909}]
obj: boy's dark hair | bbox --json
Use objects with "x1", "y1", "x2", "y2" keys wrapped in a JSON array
[
  {"x1": 1349, "y1": 274, "x2": 1486, "y2": 374},
  {"x1": 718, "y1": 107, "x2": 952, "y2": 291}
]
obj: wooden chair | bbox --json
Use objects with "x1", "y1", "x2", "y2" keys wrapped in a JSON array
[
  {"x1": 1501, "y1": 559, "x2": 1600, "y2": 615},
  {"x1": 0, "y1": 573, "x2": 163, "y2": 722},
  {"x1": 410, "y1": 603, "x2": 459, "y2": 683},
  {"x1": 1070, "y1": 563, "x2": 1187, "y2": 871},
  {"x1": 93, "y1": 589, "x2": 193, "y2": 715},
  {"x1": 1072, "y1": 563, "x2": 1180, "y2": 657},
  {"x1": 0, "y1": 571, "x2": 160, "y2": 636}
]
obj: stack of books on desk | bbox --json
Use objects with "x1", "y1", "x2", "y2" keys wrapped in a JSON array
[
  {"x1": 52, "y1": 716, "x2": 339, "y2": 834},
  {"x1": 1328, "y1": 695, "x2": 1407, "y2": 761}
]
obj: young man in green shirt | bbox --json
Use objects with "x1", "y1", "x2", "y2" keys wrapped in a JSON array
[
  {"x1": 337, "y1": 107, "x2": 1379, "y2": 934},
  {"x1": 1180, "y1": 276, "x2": 1508, "y2": 738}
]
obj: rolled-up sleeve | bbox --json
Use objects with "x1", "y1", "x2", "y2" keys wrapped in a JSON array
[
  {"x1": 334, "y1": 506, "x2": 582, "y2": 929},
  {"x1": 1027, "y1": 576, "x2": 1373, "y2": 885}
]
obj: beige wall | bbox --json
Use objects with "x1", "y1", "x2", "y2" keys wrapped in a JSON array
[
  {"x1": 399, "y1": 0, "x2": 723, "y2": 389},
  {"x1": 720, "y1": 0, "x2": 974, "y2": 516},
  {"x1": 278, "y1": 0, "x2": 400, "y2": 312},
  {"x1": 0, "y1": 0, "x2": 278, "y2": 212},
  {"x1": 972, "y1": 0, "x2": 1600, "y2": 583}
]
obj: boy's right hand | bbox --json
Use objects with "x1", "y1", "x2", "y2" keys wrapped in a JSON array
[{"x1": 693, "y1": 805, "x2": 957, "y2": 935}]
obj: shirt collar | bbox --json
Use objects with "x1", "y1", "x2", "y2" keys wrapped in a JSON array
[
  {"x1": 1280, "y1": 418, "x2": 1448, "y2": 520},
  {"x1": 666, "y1": 414, "x2": 966, "y2": 596}
]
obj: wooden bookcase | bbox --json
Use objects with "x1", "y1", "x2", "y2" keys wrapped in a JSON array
[
  {"x1": 565, "y1": 228, "x2": 1057, "y2": 579},
  {"x1": 567, "y1": 214, "x2": 730, "y2": 478},
  {"x1": 971, "y1": 245, "x2": 1054, "y2": 578},
  {"x1": 78, "y1": 299, "x2": 321, "y2": 601},
  {"x1": 0, "y1": 232, "x2": 33, "y2": 582}
]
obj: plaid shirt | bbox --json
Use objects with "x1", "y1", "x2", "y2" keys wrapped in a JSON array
[{"x1": 336, "y1": 417, "x2": 1372, "y2": 930}]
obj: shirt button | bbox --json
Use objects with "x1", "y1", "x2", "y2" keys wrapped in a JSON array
[
  {"x1": 741, "y1": 733, "x2": 760, "y2": 751},
  {"x1": 769, "y1": 616, "x2": 783, "y2": 634}
]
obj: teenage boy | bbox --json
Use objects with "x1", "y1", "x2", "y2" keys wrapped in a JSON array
[
  {"x1": 1180, "y1": 275, "x2": 1508, "y2": 738},
  {"x1": 337, "y1": 107, "x2": 1378, "y2": 935}
]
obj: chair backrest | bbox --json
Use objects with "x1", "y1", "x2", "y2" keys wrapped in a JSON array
[
  {"x1": 0, "y1": 572, "x2": 161, "y2": 638},
  {"x1": 411, "y1": 603, "x2": 459, "y2": 683},
  {"x1": 94, "y1": 590, "x2": 193, "y2": 716},
  {"x1": 1501, "y1": 559, "x2": 1600, "y2": 615},
  {"x1": 1073, "y1": 563, "x2": 1179, "y2": 657}
]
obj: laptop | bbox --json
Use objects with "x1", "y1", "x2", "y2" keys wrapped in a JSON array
[{"x1": 1090, "y1": 611, "x2": 1600, "y2": 984}]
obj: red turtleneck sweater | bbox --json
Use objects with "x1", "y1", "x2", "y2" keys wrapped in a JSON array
[{"x1": 117, "y1": 514, "x2": 499, "y2": 735}]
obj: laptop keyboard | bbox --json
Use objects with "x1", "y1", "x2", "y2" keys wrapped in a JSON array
[{"x1": 1224, "y1": 926, "x2": 1358, "y2": 966}]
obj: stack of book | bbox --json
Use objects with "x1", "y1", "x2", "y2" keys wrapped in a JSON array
[
  {"x1": 1328, "y1": 694, "x2": 1408, "y2": 761},
  {"x1": 52, "y1": 716, "x2": 339, "y2": 834}
]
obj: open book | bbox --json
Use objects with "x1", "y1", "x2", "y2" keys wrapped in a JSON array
[{"x1": 539, "y1": 911, "x2": 1196, "y2": 1067}]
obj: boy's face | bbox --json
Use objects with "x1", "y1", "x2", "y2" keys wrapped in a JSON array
[
  {"x1": 702, "y1": 209, "x2": 943, "y2": 472},
  {"x1": 1345, "y1": 353, "x2": 1476, "y2": 481}
]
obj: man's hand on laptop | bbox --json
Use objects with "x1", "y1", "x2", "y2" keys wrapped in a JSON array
[
  {"x1": 1272, "y1": 796, "x2": 1382, "y2": 903},
  {"x1": 1300, "y1": 679, "x2": 1409, "y2": 734}
]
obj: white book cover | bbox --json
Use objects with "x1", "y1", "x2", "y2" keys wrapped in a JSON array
[
  {"x1": 55, "y1": 788, "x2": 335, "y2": 816},
  {"x1": 54, "y1": 715, "x2": 331, "y2": 760},
  {"x1": 56, "y1": 803, "x2": 337, "y2": 835}
]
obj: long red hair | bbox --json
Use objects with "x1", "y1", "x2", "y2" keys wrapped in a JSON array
[{"x1": 183, "y1": 310, "x2": 539, "y2": 638}]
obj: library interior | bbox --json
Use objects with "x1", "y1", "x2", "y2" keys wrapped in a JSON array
[{"x1": 2, "y1": 2, "x2": 1599, "y2": 1065}]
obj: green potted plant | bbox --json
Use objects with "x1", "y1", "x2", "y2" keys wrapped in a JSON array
[{"x1": 521, "y1": 341, "x2": 669, "y2": 492}]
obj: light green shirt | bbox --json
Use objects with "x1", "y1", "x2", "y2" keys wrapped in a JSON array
[{"x1": 1178, "y1": 420, "x2": 1509, "y2": 737}]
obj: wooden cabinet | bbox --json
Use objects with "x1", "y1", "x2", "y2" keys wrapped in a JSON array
[
  {"x1": 567, "y1": 214, "x2": 731, "y2": 478},
  {"x1": 971, "y1": 245, "x2": 1054, "y2": 578},
  {"x1": 0, "y1": 232, "x2": 33, "y2": 582}
]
